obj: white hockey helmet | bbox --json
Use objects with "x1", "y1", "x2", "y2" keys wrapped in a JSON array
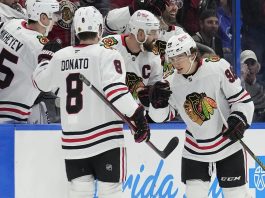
[
  {"x1": 128, "y1": 10, "x2": 160, "y2": 37},
  {"x1": 73, "y1": 6, "x2": 103, "y2": 36},
  {"x1": 26, "y1": 0, "x2": 59, "y2": 21},
  {"x1": 166, "y1": 33, "x2": 197, "y2": 58}
]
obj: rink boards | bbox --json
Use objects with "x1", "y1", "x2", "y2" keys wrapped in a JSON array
[{"x1": 0, "y1": 123, "x2": 265, "y2": 198}]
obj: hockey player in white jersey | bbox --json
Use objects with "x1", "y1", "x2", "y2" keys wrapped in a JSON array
[
  {"x1": 104, "y1": 0, "x2": 185, "y2": 80},
  {"x1": 32, "y1": 6, "x2": 150, "y2": 198},
  {"x1": 149, "y1": 33, "x2": 254, "y2": 198},
  {"x1": 101, "y1": 10, "x2": 163, "y2": 111},
  {"x1": 0, "y1": 0, "x2": 59, "y2": 123},
  {"x1": 0, "y1": 0, "x2": 27, "y2": 23}
]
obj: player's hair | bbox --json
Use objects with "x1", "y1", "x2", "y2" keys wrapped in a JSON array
[
  {"x1": 191, "y1": 47, "x2": 201, "y2": 62},
  {"x1": 77, "y1": 32, "x2": 98, "y2": 41},
  {"x1": 199, "y1": 9, "x2": 218, "y2": 21}
]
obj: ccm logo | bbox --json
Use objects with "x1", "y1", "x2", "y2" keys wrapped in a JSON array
[{"x1": 221, "y1": 176, "x2": 241, "y2": 181}]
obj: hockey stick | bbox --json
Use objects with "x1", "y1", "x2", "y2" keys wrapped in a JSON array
[
  {"x1": 239, "y1": 139, "x2": 265, "y2": 171},
  {"x1": 79, "y1": 74, "x2": 179, "y2": 159}
]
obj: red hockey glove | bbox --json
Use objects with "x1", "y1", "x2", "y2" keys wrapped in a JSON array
[
  {"x1": 223, "y1": 112, "x2": 249, "y2": 141},
  {"x1": 149, "y1": 81, "x2": 172, "y2": 109},
  {"x1": 131, "y1": 0, "x2": 170, "y2": 16},
  {"x1": 130, "y1": 106, "x2": 150, "y2": 143},
  {"x1": 137, "y1": 86, "x2": 150, "y2": 107},
  {"x1": 38, "y1": 39, "x2": 62, "y2": 63}
]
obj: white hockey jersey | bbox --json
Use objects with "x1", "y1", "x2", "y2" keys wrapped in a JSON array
[
  {"x1": 101, "y1": 34, "x2": 163, "y2": 102},
  {"x1": 33, "y1": 44, "x2": 139, "y2": 159},
  {"x1": 149, "y1": 57, "x2": 254, "y2": 162},
  {"x1": 0, "y1": 19, "x2": 47, "y2": 123},
  {"x1": 103, "y1": 6, "x2": 185, "y2": 80},
  {"x1": 0, "y1": 3, "x2": 27, "y2": 23}
]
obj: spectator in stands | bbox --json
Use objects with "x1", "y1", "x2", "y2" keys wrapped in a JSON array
[
  {"x1": 217, "y1": 0, "x2": 232, "y2": 63},
  {"x1": 179, "y1": 0, "x2": 217, "y2": 35},
  {"x1": 241, "y1": 0, "x2": 265, "y2": 82},
  {"x1": 241, "y1": 50, "x2": 265, "y2": 122},
  {"x1": 192, "y1": 9, "x2": 224, "y2": 58},
  {"x1": 161, "y1": 0, "x2": 183, "y2": 28},
  {"x1": 0, "y1": 0, "x2": 27, "y2": 22}
]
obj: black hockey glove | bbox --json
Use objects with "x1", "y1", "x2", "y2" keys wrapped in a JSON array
[
  {"x1": 149, "y1": 81, "x2": 172, "y2": 109},
  {"x1": 131, "y1": 0, "x2": 170, "y2": 16},
  {"x1": 130, "y1": 106, "x2": 150, "y2": 143},
  {"x1": 38, "y1": 39, "x2": 62, "y2": 63},
  {"x1": 137, "y1": 86, "x2": 150, "y2": 107},
  {"x1": 223, "y1": 112, "x2": 249, "y2": 141}
]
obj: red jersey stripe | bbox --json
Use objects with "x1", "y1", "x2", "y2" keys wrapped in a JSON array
[
  {"x1": 0, "y1": 108, "x2": 30, "y2": 115},
  {"x1": 106, "y1": 87, "x2": 128, "y2": 99},
  {"x1": 62, "y1": 128, "x2": 123, "y2": 143},
  {"x1": 186, "y1": 136, "x2": 228, "y2": 150}
]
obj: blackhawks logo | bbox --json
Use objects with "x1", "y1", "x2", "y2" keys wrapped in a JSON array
[
  {"x1": 205, "y1": 55, "x2": 221, "y2": 62},
  {"x1": 163, "y1": 62, "x2": 174, "y2": 79},
  {"x1": 184, "y1": 92, "x2": 217, "y2": 125},
  {"x1": 154, "y1": 40, "x2": 167, "y2": 55},
  {"x1": 126, "y1": 72, "x2": 144, "y2": 99},
  {"x1": 57, "y1": 0, "x2": 78, "y2": 29},
  {"x1": 101, "y1": 37, "x2": 118, "y2": 49},
  {"x1": 37, "y1": 35, "x2": 49, "y2": 45}
]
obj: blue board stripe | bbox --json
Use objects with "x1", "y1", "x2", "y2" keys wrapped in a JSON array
[{"x1": 0, "y1": 125, "x2": 14, "y2": 198}]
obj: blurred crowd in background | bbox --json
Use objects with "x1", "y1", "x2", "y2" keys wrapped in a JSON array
[{"x1": 1, "y1": 0, "x2": 265, "y2": 122}]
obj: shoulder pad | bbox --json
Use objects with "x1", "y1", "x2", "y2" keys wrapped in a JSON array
[
  {"x1": 204, "y1": 55, "x2": 221, "y2": 63},
  {"x1": 101, "y1": 36, "x2": 119, "y2": 49},
  {"x1": 36, "y1": 35, "x2": 49, "y2": 45}
]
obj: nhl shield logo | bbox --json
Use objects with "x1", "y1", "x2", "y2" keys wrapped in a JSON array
[{"x1": 57, "y1": 0, "x2": 78, "y2": 29}]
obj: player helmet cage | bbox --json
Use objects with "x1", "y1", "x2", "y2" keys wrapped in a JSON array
[
  {"x1": 73, "y1": 6, "x2": 103, "y2": 38},
  {"x1": 26, "y1": 0, "x2": 60, "y2": 36},
  {"x1": 166, "y1": 33, "x2": 197, "y2": 58},
  {"x1": 128, "y1": 10, "x2": 160, "y2": 44}
]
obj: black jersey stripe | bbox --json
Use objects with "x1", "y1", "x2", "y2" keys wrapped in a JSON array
[
  {"x1": 0, "y1": 101, "x2": 30, "y2": 109},
  {"x1": 110, "y1": 91, "x2": 130, "y2": 103},
  {"x1": 227, "y1": 88, "x2": 244, "y2": 100},
  {"x1": 186, "y1": 130, "x2": 223, "y2": 143},
  {"x1": 62, "y1": 120, "x2": 124, "y2": 135},
  {"x1": 0, "y1": 114, "x2": 27, "y2": 121},
  {"x1": 240, "y1": 98, "x2": 253, "y2": 103},
  {"x1": 62, "y1": 135, "x2": 124, "y2": 149},
  {"x1": 103, "y1": 82, "x2": 126, "y2": 92},
  {"x1": 184, "y1": 141, "x2": 234, "y2": 155}
]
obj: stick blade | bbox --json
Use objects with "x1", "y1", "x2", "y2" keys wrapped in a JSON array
[{"x1": 162, "y1": 137, "x2": 179, "y2": 159}]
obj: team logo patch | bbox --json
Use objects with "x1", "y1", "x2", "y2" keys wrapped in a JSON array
[
  {"x1": 163, "y1": 62, "x2": 174, "y2": 79},
  {"x1": 155, "y1": 40, "x2": 167, "y2": 55},
  {"x1": 101, "y1": 37, "x2": 118, "y2": 49},
  {"x1": 126, "y1": 72, "x2": 144, "y2": 99},
  {"x1": 37, "y1": 35, "x2": 49, "y2": 45},
  {"x1": 205, "y1": 55, "x2": 221, "y2": 62},
  {"x1": 57, "y1": 0, "x2": 78, "y2": 29},
  {"x1": 184, "y1": 92, "x2": 217, "y2": 125}
]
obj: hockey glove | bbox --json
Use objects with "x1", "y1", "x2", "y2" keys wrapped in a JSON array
[
  {"x1": 223, "y1": 112, "x2": 249, "y2": 141},
  {"x1": 131, "y1": 0, "x2": 170, "y2": 16},
  {"x1": 38, "y1": 39, "x2": 62, "y2": 63},
  {"x1": 149, "y1": 81, "x2": 172, "y2": 109},
  {"x1": 137, "y1": 86, "x2": 151, "y2": 107},
  {"x1": 130, "y1": 106, "x2": 150, "y2": 143}
]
